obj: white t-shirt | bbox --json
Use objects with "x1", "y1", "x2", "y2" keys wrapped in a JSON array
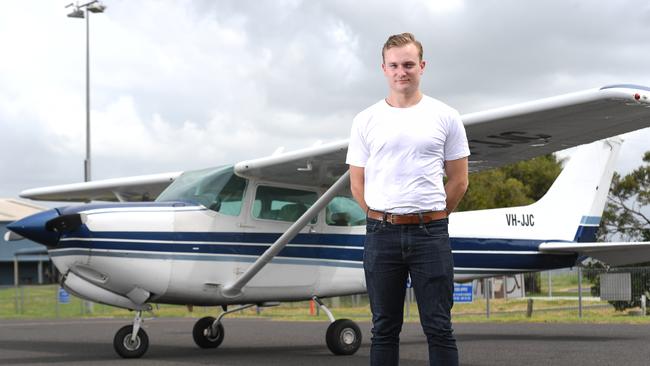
[{"x1": 346, "y1": 95, "x2": 470, "y2": 214}]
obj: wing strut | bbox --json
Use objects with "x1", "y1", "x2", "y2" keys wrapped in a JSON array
[{"x1": 221, "y1": 170, "x2": 351, "y2": 298}]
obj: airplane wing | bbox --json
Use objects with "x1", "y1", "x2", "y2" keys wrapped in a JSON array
[
  {"x1": 235, "y1": 84, "x2": 650, "y2": 185},
  {"x1": 539, "y1": 241, "x2": 650, "y2": 266},
  {"x1": 19, "y1": 172, "x2": 181, "y2": 202},
  {"x1": 19, "y1": 84, "x2": 650, "y2": 200},
  {"x1": 462, "y1": 84, "x2": 650, "y2": 172},
  {"x1": 235, "y1": 140, "x2": 349, "y2": 187}
]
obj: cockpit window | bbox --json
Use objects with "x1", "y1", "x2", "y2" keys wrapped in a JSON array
[
  {"x1": 156, "y1": 165, "x2": 247, "y2": 215},
  {"x1": 326, "y1": 195, "x2": 366, "y2": 226}
]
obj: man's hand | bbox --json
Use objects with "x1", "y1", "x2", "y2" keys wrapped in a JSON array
[
  {"x1": 349, "y1": 165, "x2": 368, "y2": 213},
  {"x1": 444, "y1": 157, "x2": 469, "y2": 214}
]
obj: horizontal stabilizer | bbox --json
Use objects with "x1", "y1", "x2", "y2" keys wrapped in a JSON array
[{"x1": 539, "y1": 241, "x2": 650, "y2": 266}]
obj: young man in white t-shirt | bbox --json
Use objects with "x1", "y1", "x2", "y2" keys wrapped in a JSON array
[{"x1": 346, "y1": 33, "x2": 469, "y2": 366}]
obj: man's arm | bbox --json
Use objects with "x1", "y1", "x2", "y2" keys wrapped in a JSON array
[
  {"x1": 444, "y1": 157, "x2": 469, "y2": 215},
  {"x1": 349, "y1": 165, "x2": 368, "y2": 213}
]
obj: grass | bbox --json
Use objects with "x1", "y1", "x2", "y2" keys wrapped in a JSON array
[
  {"x1": 537, "y1": 271, "x2": 593, "y2": 296},
  {"x1": 3, "y1": 284, "x2": 650, "y2": 324}
]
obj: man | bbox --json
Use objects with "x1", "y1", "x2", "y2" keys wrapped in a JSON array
[{"x1": 346, "y1": 33, "x2": 469, "y2": 366}]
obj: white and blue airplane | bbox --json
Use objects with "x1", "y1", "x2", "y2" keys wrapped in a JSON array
[{"x1": 6, "y1": 84, "x2": 650, "y2": 358}]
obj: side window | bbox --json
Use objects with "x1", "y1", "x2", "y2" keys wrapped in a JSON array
[
  {"x1": 326, "y1": 195, "x2": 366, "y2": 226},
  {"x1": 253, "y1": 186, "x2": 317, "y2": 223}
]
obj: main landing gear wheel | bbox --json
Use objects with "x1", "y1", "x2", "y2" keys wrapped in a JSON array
[
  {"x1": 113, "y1": 325, "x2": 149, "y2": 359},
  {"x1": 193, "y1": 316, "x2": 225, "y2": 348},
  {"x1": 326, "y1": 319, "x2": 362, "y2": 356},
  {"x1": 191, "y1": 304, "x2": 263, "y2": 350}
]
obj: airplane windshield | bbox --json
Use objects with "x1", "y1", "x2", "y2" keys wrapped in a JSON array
[{"x1": 156, "y1": 165, "x2": 247, "y2": 215}]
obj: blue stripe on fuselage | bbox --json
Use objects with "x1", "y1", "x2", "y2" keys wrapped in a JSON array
[
  {"x1": 60, "y1": 238, "x2": 364, "y2": 262},
  {"x1": 66, "y1": 229, "x2": 367, "y2": 247},
  {"x1": 57, "y1": 229, "x2": 579, "y2": 271}
]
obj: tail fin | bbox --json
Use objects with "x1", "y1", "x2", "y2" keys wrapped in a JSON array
[
  {"x1": 532, "y1": 137, "x2": 622, "y2": 241},
  {"x1": 451, "y1": 138, "x2": 622, "y2": 242}
]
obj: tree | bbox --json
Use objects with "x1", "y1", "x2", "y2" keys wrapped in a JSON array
[
  {"x1": 457, "y1": 154, "x2": 562, "y2": 211},
  {"x1": 500, "y1": 154, "x2": 564, "y2": 201},
  {"x1": 599, "y1": 151, "x2": 650, "y2": 241},
  {"x1": 594, "y1": 150, "x2": 650, "y2": 312}
]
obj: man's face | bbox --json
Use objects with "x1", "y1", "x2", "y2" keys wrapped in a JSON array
[{"x1": 382, "y1": 43, "x2": 425, "y2": 95}]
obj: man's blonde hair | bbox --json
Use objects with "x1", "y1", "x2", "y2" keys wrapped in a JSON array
[{"x1": 382, "y1": 33, "x2": 423, "y2": 62}]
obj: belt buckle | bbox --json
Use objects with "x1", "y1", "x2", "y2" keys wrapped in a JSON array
[{"x1": 386, "y1": 213, "x2": 396, "y2": 225}]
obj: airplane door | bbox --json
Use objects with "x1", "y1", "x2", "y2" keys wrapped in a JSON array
[{"x1": 239, "y1": 182, "x2": 321, "y2": 289}]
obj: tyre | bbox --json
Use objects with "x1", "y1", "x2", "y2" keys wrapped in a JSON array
[
  {"x1": 192, "y1": 316, "x2": 225, "y2": 348},
  {"x1": 326, "y1": 318, "x2": 362, "y2": 355},
  {"x1": 113, "y1": 325, "x2": 149, "y2": 359}
]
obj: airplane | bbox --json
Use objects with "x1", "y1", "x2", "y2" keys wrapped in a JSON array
[{"x1": 5, "y1": 84, "x2": 650, "y2": 359}]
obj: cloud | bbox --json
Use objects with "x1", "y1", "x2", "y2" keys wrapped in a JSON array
[{"x1": 1, "y1": 0, "x2": 650, "y2": 199}]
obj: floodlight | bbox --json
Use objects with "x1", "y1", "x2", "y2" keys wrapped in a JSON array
[
  {"x1": 67, "y1": 9, "x2": 85, "y2": 18},
  {"x1": 87, "y1": 3, "x2": 106, "y2": 13}
]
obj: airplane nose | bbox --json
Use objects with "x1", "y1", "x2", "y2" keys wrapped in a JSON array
[{"x1": 7, "y1": 209, "x2": 61, "y2": 247}]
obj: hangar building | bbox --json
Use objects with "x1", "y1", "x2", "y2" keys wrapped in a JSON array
[{"x1": 0, "y1": 199, "x2": 53, "y2": 285}]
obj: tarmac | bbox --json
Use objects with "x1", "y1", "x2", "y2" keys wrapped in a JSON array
[{"x1": 0, "y1": 317, "x2": 649, "y2": 365}]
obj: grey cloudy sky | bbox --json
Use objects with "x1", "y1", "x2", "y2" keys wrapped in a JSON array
[{"x1": 1, "y1": 0, "x2": 649, "y2": 200}]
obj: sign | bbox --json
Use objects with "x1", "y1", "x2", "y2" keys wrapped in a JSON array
[
  {"x1": 406, "y1": 276, "x2": 412, "y2": 289},
  {"x1": 453, "y1": 283, "x2": 473, "y2": 303},
  {"x1": 58, "y1": 287, "x2": 70, "y2": 304}
]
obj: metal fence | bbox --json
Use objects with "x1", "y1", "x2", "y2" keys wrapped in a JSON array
[
  {"x1": 525, "y1": 266, "x2": 650, "y2": 302},
  {"x1": 480, "y1": 266, "x2": 650, "y2": 318},
  {"x1": 2, "y1": 266, "x2": 650, "y2": 319}
]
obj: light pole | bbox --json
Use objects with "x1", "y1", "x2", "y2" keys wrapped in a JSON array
[
  {"x1": 65, "y1": 1, "x2": 106, "y2": 183},
  {"x1": 65, "y1": 1, "x2": 105, "y2": 316}
]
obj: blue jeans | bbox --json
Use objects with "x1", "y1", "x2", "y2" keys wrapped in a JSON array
[{"x1": 364, "y1": 217, "x2": 458, "y2": 366}]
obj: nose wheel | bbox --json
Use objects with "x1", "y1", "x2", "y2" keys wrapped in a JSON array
[{"x1": 113, "y1": 311, "x2": 149, "y2": 358}]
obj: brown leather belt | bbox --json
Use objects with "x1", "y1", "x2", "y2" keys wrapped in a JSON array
[{"x1": 367, "y1": 209, "x2": 447, "y2": 225}]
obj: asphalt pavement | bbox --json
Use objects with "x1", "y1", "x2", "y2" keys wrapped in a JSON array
[{"x1": 0, "y1": 317, "x2": 648, "y2": 365}]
